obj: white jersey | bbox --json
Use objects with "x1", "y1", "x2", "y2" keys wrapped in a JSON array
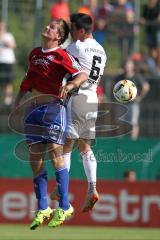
[
  {"x1": 66, "y1": 38, "x2": 106, "y2": 139},
  {"x1": 67, "y1": 38, "x2": 107, "y2": 101}
]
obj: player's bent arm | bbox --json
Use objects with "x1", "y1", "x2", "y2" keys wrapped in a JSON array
[
  {"x1": 60, "y1": 72, "x2": 88, "y2": 98},
  {"x1": 70, "y1": 72, "x2": 88, "y2": 88}
]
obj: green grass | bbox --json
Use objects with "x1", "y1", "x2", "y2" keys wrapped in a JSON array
[{"x1": 0, "y1": 225, "x2": 160, "y2": 240}]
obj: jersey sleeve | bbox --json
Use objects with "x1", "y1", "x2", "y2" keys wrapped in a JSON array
[{"x1": 61, "y1": 51, "x2": 85, "y2": 76}]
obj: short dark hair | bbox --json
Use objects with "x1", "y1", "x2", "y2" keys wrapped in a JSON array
[
  {"x1": 57, "y1": 19, "x2": 69, "y2": 45},
  {"x1": 70, "y1": 13, "x2": 92, "y2": 33}
]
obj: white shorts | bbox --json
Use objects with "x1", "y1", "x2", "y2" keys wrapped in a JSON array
[{"x1": 67, "y1": 94, "x2": 98, "y2": 139}]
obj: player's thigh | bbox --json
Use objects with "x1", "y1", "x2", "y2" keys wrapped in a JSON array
[
  {"x1": 29, "y1": 142, "x2": 47, "y2": 161},
  {"x1": 63, "y1": 138, "x2": 76, "y2": 153}
]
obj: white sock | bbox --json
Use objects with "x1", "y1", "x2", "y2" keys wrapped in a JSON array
[
  {"x1": 63, "y1": 152, "x2": 71, "y2": 172},
  {"x1": 81, "y1": 150, "x2": 97, "y2": 192}
]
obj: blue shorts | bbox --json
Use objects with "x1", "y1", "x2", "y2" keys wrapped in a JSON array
[{"x1": 24, "y1": 100, "x2": 68, "y2": 145}]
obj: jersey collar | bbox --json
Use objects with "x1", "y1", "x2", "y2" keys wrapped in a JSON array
[
  {"x1": 41, "y1": 47, "x2": 60, "y2": 53},
  {"x1": 83, "y1": 38, "x2": 94, "y2": 42}
]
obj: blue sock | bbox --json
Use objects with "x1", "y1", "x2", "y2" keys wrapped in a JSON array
[
  {"x1": 56, "y1": 167, "x2": 70, "y2": 211},
  {"x1": 33, "y1": 171, "x2": 48, "y2": 210}
]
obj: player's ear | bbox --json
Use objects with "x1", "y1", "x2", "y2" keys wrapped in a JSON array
[
  {"x1": 56, "y1": 34, "x2": 62, "y2": 44},
  {"x1": 57, "y1": 32, "x2": 61, "y2": 41}
]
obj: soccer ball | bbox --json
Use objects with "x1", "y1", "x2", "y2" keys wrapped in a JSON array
[{"x1": 113, "y1": 80, "x2": 137, "y2": 103}]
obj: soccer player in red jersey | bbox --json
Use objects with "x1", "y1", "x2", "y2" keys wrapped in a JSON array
[{"x1": 14, "y1": 19, "x2": 88, "y2": 229}]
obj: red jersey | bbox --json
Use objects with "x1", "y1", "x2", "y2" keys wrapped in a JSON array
[{"x1": 20, "y1": 47, "x2": 83, "y2": 97}]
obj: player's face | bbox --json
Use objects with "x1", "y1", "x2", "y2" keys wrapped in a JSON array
[
  {"x1": 70, "y1": 23, "x2": 83, "y2": 41},
  {"x1": 42, "y1": 21, "x2": 61, "y2": 42}
]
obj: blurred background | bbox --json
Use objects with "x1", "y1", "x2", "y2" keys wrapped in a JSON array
[{"x1": 0, "y1": 0, "x2": 160, "y2": 237}]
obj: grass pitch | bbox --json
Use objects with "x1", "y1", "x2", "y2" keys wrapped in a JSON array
[{"x1": 0, "y1": 225, "x2": 160, "y2": 240}]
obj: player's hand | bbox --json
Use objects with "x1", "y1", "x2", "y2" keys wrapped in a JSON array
[{"x1": 59, "y1": 83, "x2": 76, "y2": 99}]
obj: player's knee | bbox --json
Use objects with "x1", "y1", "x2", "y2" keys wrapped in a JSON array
[
  {"x1": 78, "y1": 144, "x2": 91, "y2": 154},
  {"x1": 51, "y1": 157, "x2": 65, "y2": 169},
  {"x1": 78, "y1": 139, "x2": 91, "y2": 153}
]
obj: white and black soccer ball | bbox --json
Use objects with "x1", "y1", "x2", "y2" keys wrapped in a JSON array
[{"x1": 113, "y1": 80, "x2": 137, "y2": 103}]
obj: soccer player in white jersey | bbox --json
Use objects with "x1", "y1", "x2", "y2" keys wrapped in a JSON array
[{"x1": 51, "y1": 13, "x2": 107, "y2": 212}]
